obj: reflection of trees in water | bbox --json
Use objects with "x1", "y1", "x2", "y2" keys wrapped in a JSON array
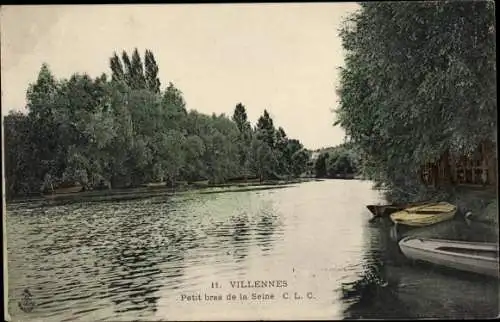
[
  {"x1": 229, "y1": 213, "x2": 251, "y2": 262},
  {"x1": 207, "y1": 211, "x2": 252, "y2": 262},
  {"x1": 104, "y1": 207, "x2": 183, "y2": 315},
  {"x1": 108, "y1": 238, "x2": 163, "y2": 314},
  {"x1": 107, "y1": 233, "x2": 187, "y2": 313},
  {"x1": 206, "y1": 198, "x2": 280, "y2": 261},
  {"x1": 254, "y1": 201, "x2": 280, "y2": 254},
  {"x1": 341, "y1": 217, "x2": 410, "y2": 320},
  {"x1": 161, "y1": 252, "x2": 186, "y2": 291}
]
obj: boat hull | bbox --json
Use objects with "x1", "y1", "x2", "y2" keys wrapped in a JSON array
[
  {"x1": 390, "y1": 202, "x2": 457, "y2": 227},
  {"x1": 366, "y1": 202, "x2": 428, "y2": 218},
  {"x1": 399, "y1": 237, "x2": 499, "y2": 278}
]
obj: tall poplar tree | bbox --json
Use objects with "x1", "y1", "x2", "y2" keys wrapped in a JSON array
[
  {"x1": 121, "y1": 50, "x2": 133, "y2": 86},
  {"x1": 144, "y1": 49, "x2": 161, "y2": 93},
  {"x1": 130, "y1": 47, "x2": 146, "y2": 90},
  {"x1": 109, "y1": 52, "x2": 125, "y2": 82}
]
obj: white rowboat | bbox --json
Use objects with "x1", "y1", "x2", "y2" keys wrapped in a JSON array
[{"x1": 399, "y1": 237, "x2": 499, "y2": 278}]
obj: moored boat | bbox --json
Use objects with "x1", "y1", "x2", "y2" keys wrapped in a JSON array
[
  {"x1": 399, "y1": 236, "x2": 499, "y2": 277},
  {"x1": 142, "y1": 182, "x2": 167, "y2": 188},
  {"x1": 390, "y1": 202, "x2": 457, "y2": 227},
  {"x1": 366, "y1": 201, "x2": 429, "y2": 218},
  {"x1": 43, "y1": 184, "x2": 84, "y2": 198}
]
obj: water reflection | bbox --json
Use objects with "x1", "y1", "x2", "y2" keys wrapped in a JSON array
[
  {"x1": 229, "y1": 212, "x2": 250, "y2": 262},
  {"x1": 341, "y1": 216, "x2": 409, "y2": 319},
  {"x1": 341, "y1": 215, "x2": 499, "y2": 319},
  {"x1": 108, "y1": 237, "x2": 162, "y2": 314},
  {"x1": 255, "y1": 207, "x2": 280, "y2": 254}
]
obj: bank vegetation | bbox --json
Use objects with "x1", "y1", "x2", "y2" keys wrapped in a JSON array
[
  {"x1": 335, "y1": 2, "x2": 496, "y2": 208},
  {"x1": 4, "y1": 49, "x2": 310, "y2": 199}
]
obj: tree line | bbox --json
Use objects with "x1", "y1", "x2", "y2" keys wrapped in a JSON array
[
  {"x1": 313, "y1": 143, "x2": 359, "y2": 179},
  {"x1": 335, "y1": 1, "x2": 496, "y2": 202},
  {"x1": 4, "y1": 48, "x2": 310, "y2": 199}
]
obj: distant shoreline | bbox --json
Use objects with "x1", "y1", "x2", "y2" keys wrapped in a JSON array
[
  {"x1": 6, "y1": 178, "x2": 326, "y2": 206},
  {"x1": 314, "y1": 173, "x2": 361, "y2": 180}
]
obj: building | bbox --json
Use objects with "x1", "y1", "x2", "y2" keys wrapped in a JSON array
[
  {"x1": 420, "y1": 140, "x2": 497, "y2": 187},
  {"x1": 310, "y1": 151, "x2": 321, "y2": 162}
]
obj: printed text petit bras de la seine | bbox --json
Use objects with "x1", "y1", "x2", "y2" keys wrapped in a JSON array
[{"x1": 180, "y1": 279, "x2": 316, "y2": 302}]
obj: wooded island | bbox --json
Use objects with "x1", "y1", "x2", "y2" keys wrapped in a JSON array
[{"x1": 4, "y1": 49, "x2": 312, "y2": 199}]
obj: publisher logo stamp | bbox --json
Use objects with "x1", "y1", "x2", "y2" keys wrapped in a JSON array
[{"x1": 18, "y1": 288, "x2": 35, "y2": 313}]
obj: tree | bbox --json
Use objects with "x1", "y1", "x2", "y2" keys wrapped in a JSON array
[
  {"x1": 256, "y1": 110, "x2": 276, "y2": 148},
  {"x1": 158, "y1": 130, "x2": 187, "y2": 187},
  {"x1": 130, "y1": 48, "x2": 147, "y2": 90},
  {"x1": 121, "y1": 51, "x2": 133, "y2": 86},
  {"x1": 4, "y1": 112, "x2": 37, "y2": 197},
  {"x1": 26, "y1": 63, "x2": 58, "y2": 119},
  {"x1": 314, "y1": 152, "x2": 329, "y2": 178},
  {"x1": 249, "y1": 138, "x2": 275, "y2": 182},
  {"x1": 110, "y1": 52, "x2": 125, "y2": 82},
  {"x1": 232, "y1": 103, "x2": 251, "y2": 134},
  {"x1": 291, "y1": 149, "x2": 310, "y2": 177},
  {"x1": 144, "y1": 49, "x2": 161, "y2": 93},
  {"x1": 203, "y1": 115, "x2": 240, "y2": 183},
  {"x1": 64, "y1": 74, "x2": 101, "y2": 113},
  {"x1": 181, "y1": 135, "x2": 206, "y2": 182},
  {"x1": 335, "y1": 1, "x2": 496, "y2": 202},
  {"x1": 332, "y1": 154, "x2": 353, "y2": 176},
  {"x1": 232, "y1": 103, "x2": 253, "y2": 177},
  {"x1": 25, "y1": 63, "x2": 63, "y2": 191},
  {"x1": 284, "y1": 139, "x2": 302, "y2": 169},
  {"x1": 162, "y1": 82, "x2": 187, "y2": 115},
  {"x1": 274, "y1": 127, "x2": 289, "y2": 175}
]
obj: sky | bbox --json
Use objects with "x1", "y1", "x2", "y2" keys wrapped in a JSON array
[{"x1": 1, "y1": 3, "x2": 359, "y2": 150}]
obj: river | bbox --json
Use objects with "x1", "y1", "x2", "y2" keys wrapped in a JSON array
[{"x1": 6, "y1": 180, "x2": 499, "y2": 321}]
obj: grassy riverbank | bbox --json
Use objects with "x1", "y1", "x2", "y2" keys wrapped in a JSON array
[
  {"x1": 7, "y1": 178, "x2": 321, "y2": 207},
  {"x1": 451, "y1": 186, "x2": 498, "y2": 226}
]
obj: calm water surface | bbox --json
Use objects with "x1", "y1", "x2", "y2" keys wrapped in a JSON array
[{"x1": 7, "y1": 180, "x2": 499, "y2": 321}]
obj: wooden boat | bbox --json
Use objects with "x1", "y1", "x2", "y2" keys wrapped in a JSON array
[
  {"x1": 191, "y1": 180, "x2": 210, "y2": 188},
  {"x1": 399, "y1": 236, "x2": 499, "y2": 277},
  {"x1": 366, "y1": 201, "x2": 429, "y2": 218},
  {"x1": 390, "y1": 202, "x2": 457, "y2": 227},
  {"x1": 142, "y1": 182, "x2": 167, "y2": 188},
  {"x1": 44, "y1": 185, "x2": 84, "y2": 198}
]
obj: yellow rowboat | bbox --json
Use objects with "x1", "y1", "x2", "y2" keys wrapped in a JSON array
[{"x1": 390, "y1": 202, "x2": 457, "y2": 227}]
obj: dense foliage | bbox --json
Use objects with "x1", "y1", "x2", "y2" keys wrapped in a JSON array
[
  {"x1": 313, "y1": 143, "x2": 359, "y2": 178},
  {"x1": 335, "y1": 2, "x2": 496, "y2": 202},
  {"x1": 4, "y1": 48, "x2": 310, "y2": 198}
]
